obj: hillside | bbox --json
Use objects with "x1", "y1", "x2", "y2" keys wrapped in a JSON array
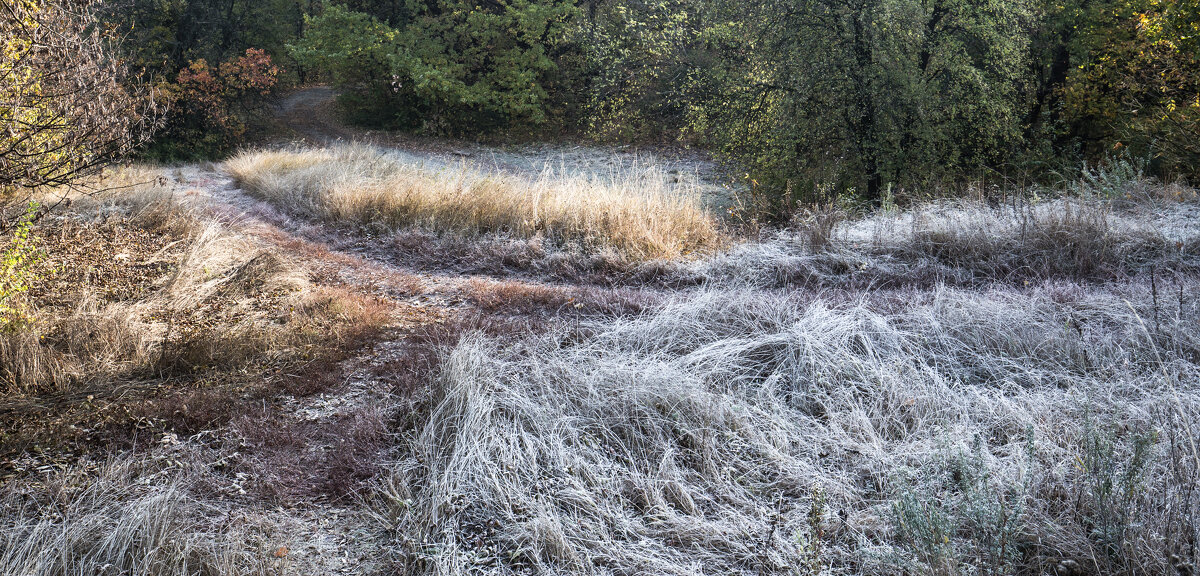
[{"x1": 2, "y1": 88, "x2": 1199, "y2": 575}]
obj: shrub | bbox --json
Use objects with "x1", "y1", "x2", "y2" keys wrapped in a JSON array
[
  {"x1": 0, "y1": 204, "x2": 41, "y2": 331},
  {"x1": 0, "y1": 0, "x2": 155, "y2": 195},
  {"x1": 149, "y1": 48, "x2": 280, "y2": 159}
]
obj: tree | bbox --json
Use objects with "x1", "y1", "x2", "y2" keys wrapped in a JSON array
[
  {"x1": 291, "y1": 0, "x2": 578, "y2": 133},
  {"x1": 566, "y1": 0, "x2": 714, "y2": 141},
  {"x1": 107, "y1": 0, "x2": 310, "y2": 81},
  {"x1": 150, "y1": 48, "x2": 281, "y2": 159},
  {"x1": 697, "y1": 0, "x2": 1037, "y2": 206},
  {"x1": 1, "y1": 0, "x2": 157, "y2": 196},
  {"x1": 1062, "y1": 0, "x2": 1200, "y2": 178}
]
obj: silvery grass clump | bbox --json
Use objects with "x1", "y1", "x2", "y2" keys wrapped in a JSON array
[
  {"x1": 701, "y1": 197, "x2": 1200, "y2": 289},
  {"x1": 378, "y1": 285, "x2": 1200, "y2": 575},
  {"x1": 0, "y1": 457, "x2": 279, "y2": 576}
]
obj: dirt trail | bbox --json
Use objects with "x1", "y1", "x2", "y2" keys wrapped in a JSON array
[
  {"x1": 159, "y1": 169, "x2": 424, "y2": 574},
  {"x1": 168, "y1": 89, "x2": 673, "y2": 575},
  {"x1": 187, "y1": 87, "x2": 669, "y2": 334},
  {"x1": 157, "y1": 100, "x2": 447, "y2": 574},
  {"x1": 276, "y1": 86, "x2": 355, "y2": 144}
]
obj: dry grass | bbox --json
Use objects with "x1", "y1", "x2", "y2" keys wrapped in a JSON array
[
  {"x1": 896, "y1": 198, "x2": 1189, "y2": 280},
  {"x1": 0, "y1": 167, "x2": 397, "y2": 576},
  {"x1": 703, "y1": 195, "x2": 1200, "y2": 289},
  {"x1": 369, "y1": 186, "x2": 1200, "y2": 576},
  {"x1": 0, "y1": 170, "x2": 393, "y2": 472},
  {"x1": 6, "y1": 159, "x2": 1200, "y2": 576},
  {"x1": 0, "y1": 174, "x2": 389, "y2": 396},
  {"x1": 0, "y1": 455, "x2": 280, "y2": 576},
  {"x1": 380, "y1": 284, "x2": 1200, "y2": 575},
  {"x1": 226, "y1": 144, "x2": 726, "y2": 260},
  {"x1": 461, "y1": 278, "x2": 657, "y2": 317}
]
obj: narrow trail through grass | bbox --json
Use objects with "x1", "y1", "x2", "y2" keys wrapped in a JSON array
[{"x1": 5, "y1": 91, "x2": 1199, "y2": 576}]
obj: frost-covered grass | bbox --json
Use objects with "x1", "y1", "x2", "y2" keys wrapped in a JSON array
[
  {"x1": 384, "y1": 284, "x2": 1200, "y2": 575},
  {"x1": 378, "y1": 187, "x2": 1200, "y2": 575},
  {"x1": 705, "y1": 196, "x2": 1200, "y2": 289},
  {"x1": 0, "y1": 457, "x2": 279, "y2": 576},
  {"x1": 6, "y1": 164, "x2": 1200, "y2": 576}
]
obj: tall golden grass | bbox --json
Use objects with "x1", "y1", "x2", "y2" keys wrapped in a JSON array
[
  {"x1": 0, "y1": 173, "x2": 390, "y2": 395},
  {"x1": 226, "y1": 144, "x2": 725, "y2": 260}
]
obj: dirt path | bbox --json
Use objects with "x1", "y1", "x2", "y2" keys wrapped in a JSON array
[
  {"x1": 168, "y1": 94, "x2": 674, "y2": 574},
  {"x1": 277, "y1": 86, "x2": 355, "y2": 144}
]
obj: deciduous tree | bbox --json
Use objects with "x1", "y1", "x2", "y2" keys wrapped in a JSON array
[{"x1": 1, "y1": 0, "x2": 156, "y2": 196}]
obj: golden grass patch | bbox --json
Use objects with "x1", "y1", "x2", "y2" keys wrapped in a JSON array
[
  {"x1": 227, "y1": 144, "x2": 726, "y2": 260},
  {"x1": 0, "y1": 171, "x2": 391, "y2": 397}
]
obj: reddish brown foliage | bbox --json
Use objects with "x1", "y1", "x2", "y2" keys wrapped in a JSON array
[{"x1": 156, "y1": 48, "x2": 280, "y2": 155}]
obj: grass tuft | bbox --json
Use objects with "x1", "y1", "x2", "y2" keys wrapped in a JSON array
[
  {"x1": 0, "y1": 459, "x2": 277, "y2": 576},
  {"x1": 226, "y1": 144, "x2": 726, "y2": 260}
]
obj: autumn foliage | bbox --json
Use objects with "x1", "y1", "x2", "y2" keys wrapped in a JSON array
[
  {"x1": 152, "y1": 48, "x2": 280, "y2": 159},
  {"x1": 1063, "y1": 0, "x2": 1200, "y2": 178}
]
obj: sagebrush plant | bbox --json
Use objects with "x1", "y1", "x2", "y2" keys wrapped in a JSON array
[
  {"x1": 0, "y1": 203, "x2": 42, "y2": 330},
  {"x1": 1078, "y1": 410, "x2": 1157, "y2": 571},
  {"x1": 893, "y1": 491, "x2": 957, "y2": 576},
  {"x1": 892, "y1": 436, "x2": 1029, "y2": 576},
  {"x1": 1075, "y1": 153, "x2": 1153, "y2": 200}
]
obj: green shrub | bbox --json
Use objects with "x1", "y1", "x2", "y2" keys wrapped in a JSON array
[
  {"x1": 291, "y1": 1, "x2": 577, "y2": 134},
  {"x1": 0, "y1": 204, "x2": 42, "y2": 331},
  {"x1": 892, "y1": 436, "x2": 1030, "y2": 576},
  {"x1": 1078, "y1": 412, "x2": 1157, "y2": 569}
]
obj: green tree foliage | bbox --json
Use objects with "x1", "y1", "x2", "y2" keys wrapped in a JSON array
[
  {"x1": 567, "y1": 0, "x2": 712, "y2": 141},
  {"x1": 286, "y1": 5, "x2": 418, "y2": 126},
  {"x1": 695, "y1": 0, "x2": 1038, "y2": 205},
  {"x1": 102, "y1": 0, "x2": 1199, "y2": 205},
  {"x1": 1062, "y1": 0, "x2": 1200, "y2": 179},
  {"x1": 291, "y1": 0, "x2": 577, "y2": 133},
  {"x1": 109, "y1": 0, "x2": 312, "y2": 80}
]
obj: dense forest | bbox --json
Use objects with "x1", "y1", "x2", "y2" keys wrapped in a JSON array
[{"x1": 98, "y1": 0, "x2": 1198, "y2": 208}]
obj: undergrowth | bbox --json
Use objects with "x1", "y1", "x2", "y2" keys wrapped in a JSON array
[{"x1": 0, "y1": 202, "x2": 41, "y2": 330}]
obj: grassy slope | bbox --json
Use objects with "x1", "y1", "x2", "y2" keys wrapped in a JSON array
[{"x1": 2, "y1": 153, "x2": 1199, "y2": 576}]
